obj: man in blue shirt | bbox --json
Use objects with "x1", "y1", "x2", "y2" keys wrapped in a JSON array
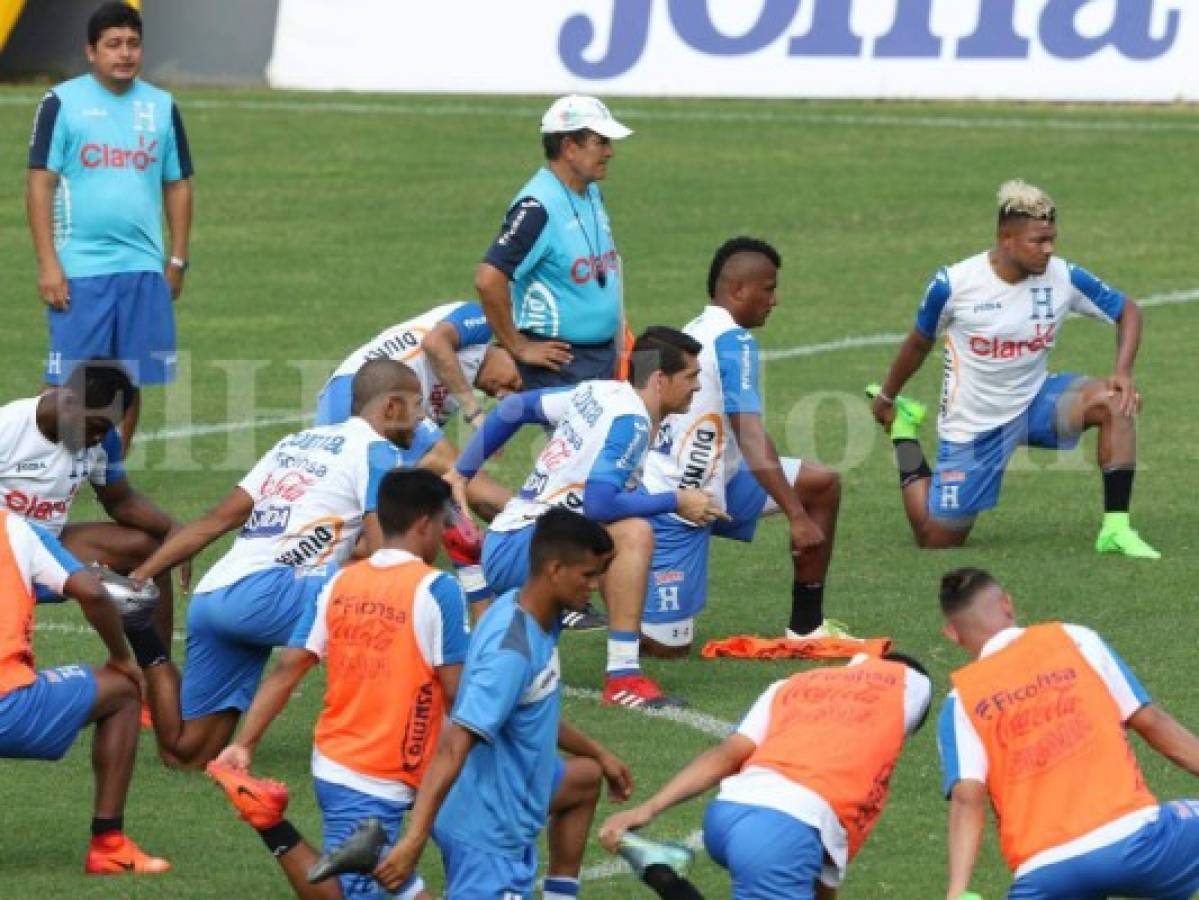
[
  {"x1": 372, "y1": 508, "x2": 633, "y2": 900},
  {"x1": 476, "y1": 95, "x2": 632, "y2": 390},
  {"x1": 27, "y1": 3, "x2": 194, "y2": 446}
]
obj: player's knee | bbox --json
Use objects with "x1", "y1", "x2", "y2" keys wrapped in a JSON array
[{"x1": 608, "y1": 517, "x2": 654, "y2": 550}]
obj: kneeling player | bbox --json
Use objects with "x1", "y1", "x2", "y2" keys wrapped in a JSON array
[
  {"x1": 205, "y1": 469, "x2": 468, "y2": 899},
  {"x1": 868, "y1": 180, "x2": 1158, "y2": 558},
  {"x1": 599, "y1": 651, "x2": 931, "y2": 898},
  {"x1": 0, "y1": 510, "x2": 168, "y2": 874},
  {"x1": 0, "y1": 360, "x2": 183, "y2": 648},
  {"x1": 642, "y1": 238, "x2": 846, "y2": 656},
  {"x1": 938, "y1": 569, "x2": 1199, "y2": 899}
]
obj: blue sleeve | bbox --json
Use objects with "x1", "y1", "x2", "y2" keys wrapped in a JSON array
[
  {"x1": 28, "y1": 91, "x2": 62, "y2": 170},
  {"x1": 483, "y1": 197, "x2": 549, "y2": 278},
  {"x1": 29, "y1": 521, "x2": 84, "y2": 579},
  {"x1": 429, "y1": 573, "x2": 470, "y2": 665},
  {"x1": 363, "y1": 441, "x2": 400, "y2": 512},
  {"x1": 714, "y1": 330, "x2": 762, "y2": 416},
  {"x1": 937, "y1": 697, "x2": 961, "y2": 799},
  {"x1": 584, "y1": 481, "x2": 677, "y2": 522},
  {"x1": 914, "y1": 267, "x2": 952, "y2": 340},
  {"x1": 1100, "y1": 637, "x2": 1151, "y2": 708},
  {"x1": 452, "y1": 639, "x2": 528, "y2": 743},
  {"x1": 441, "y1": 303, "x2": 493, "y2": 348},
  {"x1": 455, "y1": 389, "x2": 562, "y2": 477},
  {"x1": 100, "y1": 429, "x2": 127, "y2": 484},
  {"x1": 588, "y1": 414, "x2": 650, "y2": 490},
  {"x1": 1068, "y1": 263, "x2": 1126, "y2": 321},
  {"x1": 166, "y1": 103, "x2": 193, "y2": 181}
]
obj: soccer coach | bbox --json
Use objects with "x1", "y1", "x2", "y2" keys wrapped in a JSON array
[{"x1": 475, "y1": 95, "x2": 632, "y2": 389}]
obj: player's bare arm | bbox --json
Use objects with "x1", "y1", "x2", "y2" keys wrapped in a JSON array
[
  {"x1": 945, "y1": 779, "x2": 988, "y2": 899},
  {"x1": 25, "y1": 168, "x2": 68, "y2": 310},
  {"x1": 132, "y1": 486, "x2": 254, "y2": 580},
  {"x1": 598, "y1": 733, "x2": 754, "y2": 851},
  {"x1": 374, "y1": 721, "x2": 479, "y2": 891},
  {"x1": 872, "y1": 330, "x2": 934, "y2": 429},
  {"x1": 729, "y1": 411, "x2": 822, "y2": 551},
  {"x1": 163, "y1": 178, "x2": 192, "y2": 300},
  {"x1": 476, "y1": 262, "x2": 572, "y2": 370},
  {"x1": 64, "y1": 568, "x2": 142, "y2": 692},
  {"x1": 421, "y1": 321, "x2": 480, "y2": 417},
  {"x1": 558, "y1": 719, "x2": 632, "y2": 802},
  {"x1": 417, "y1": 437, "x2": 509, "y2": 521},
  {"x1": 214, "y1": 648, "x2": 319, "y2": 771},
  {"x1": 1109, "y1": 299, "x2": 1144, "y2": 417},
  {"x1": 1128, "y1": 704, "x2": 1199, "y2": 776}
]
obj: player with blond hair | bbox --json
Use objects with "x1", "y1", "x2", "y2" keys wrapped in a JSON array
[{"x1": 868, "y1": 180, "x2": 1158, "y2": 558}]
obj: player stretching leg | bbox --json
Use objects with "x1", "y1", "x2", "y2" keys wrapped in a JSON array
[
  {"x1": 868, "y1": 180, "x2": 1158, "y2": 558},
  {"x1": 0, "y1": 511, "x2": 168, "y2": 874},
  {"x1": 447, "y1": 327, "x2": 725, "y2": 709},
  {"x1": 128, "y1": 360, "x2": 426, "y2": 769},
  {"x1": 642, "y1": 237, "x2": 847, "y2": 654}
]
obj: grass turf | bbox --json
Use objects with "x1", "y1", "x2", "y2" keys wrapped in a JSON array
[{"x1": 0, "y1": 88, "x2": 1197, "y2": 897}]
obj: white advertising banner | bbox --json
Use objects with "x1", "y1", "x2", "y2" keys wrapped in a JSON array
[{"x1": 268, "y1": 1, "x2": 1199, "y2": 101}]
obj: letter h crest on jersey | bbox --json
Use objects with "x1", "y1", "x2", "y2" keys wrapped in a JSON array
[
  {"x1": 1028, "y1": 286, "x2": 1054, "y2": 320},
  {"x1": 131, "y1": 100, "x2": 156, "y2": 133}
]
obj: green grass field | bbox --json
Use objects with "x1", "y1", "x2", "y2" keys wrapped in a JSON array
[{"x1": 1, "y1": 87, "x2": 1197, "y2": 898}]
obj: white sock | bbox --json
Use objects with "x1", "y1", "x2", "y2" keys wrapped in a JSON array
[{"x1": 606, "y1": 630, "x2": 640, "y2": 677}]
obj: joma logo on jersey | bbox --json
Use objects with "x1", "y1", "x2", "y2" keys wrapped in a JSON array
[
  {"x1": 80, "y1": 135, "x2": 158, "y2": 171},
  {"x1": 969, "y1": 324, "x2": 1056, "y2": 359}
]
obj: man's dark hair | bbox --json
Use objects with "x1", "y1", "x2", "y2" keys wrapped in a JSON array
[
  {"x1": 88, "y1": 2, "x2": 142, "y2": 45},
  {"x1": 707, "y1": 236, "x2": 782, "y2": 300},
  {"x1": 882, "y1": 651, "x2": 932, "y2": 733},
  {"x1": 628, "y1": 325, "x2": 702, "y2": 388},
  {"x1": 66, "y1": 359, "x2": 134, "y2": 420},
  {"x1": 350, "y1": 358, "x2": 417, "y2": 415},
  {"x1": 939, "y1": 567, "x2": 999, "y2": 615},
  {"x1": 529, "y1": 507, "x2": 614, "y2": 575},
  {"x1": 376, "y1": 469, "x2": 451, "y2": 537},
  {"x1": 542, "y1": 128, "x2": 595, "y2": 160}
]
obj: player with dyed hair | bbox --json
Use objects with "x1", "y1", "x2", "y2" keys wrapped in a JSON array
[
  {"x1": 642, "y1": 236, "x2": 848, "y2": 655},
  {"x1": 205, "y1": 468, "x2": 469, "y2": 900},
  {"x1": 315, "y1": 300, "x2": 522, "y2": 606},
  {"x1": 937, "y1": 568, "x2": 1199, "y2": 898},
  {"x1": 447, "y1": 326, "x2": 725, "y2": 708},
  {"x1": 127, "y1": 358, "x2": 426, "y2": 770},
  {"x1": 598, "y1": 650, "x2": 931, "y2": 898},
  {"x1": 868, "y1": 180, "x2": 1158, "y2": 558}
]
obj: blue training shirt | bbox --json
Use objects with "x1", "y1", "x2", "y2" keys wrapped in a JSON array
[
  {"x1": 436, "y1": 591, "x2": 562, "y2": 857},
  {"x1": 28, "y1": 75, "x2": 193, "y2": 278},
  {"x1": 483, "y1": 168, "x2": 621, "y2": 345}
]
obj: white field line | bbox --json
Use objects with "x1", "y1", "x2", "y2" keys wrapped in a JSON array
[
  {"x1": 4, "y1": 93, "x2": 1199, "y2": 134},
  {"x1": 133, "y1": 286, "x2": 1197, "y2": 442}
]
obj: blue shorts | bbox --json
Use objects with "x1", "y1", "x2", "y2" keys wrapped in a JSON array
[
  {"x1": 930, "y1": 373, "x2": 1084, "y2": 523},
  {"x1": 482, "y1": 524, "x2": 535, "y2": 596},
  {"x1": 0, "y1": 666, "x2": 97, "y2": 761},
  {"x1": 704, "y1": 800, "x2": 824, "y2": 899},
  {"x1": 1008, "y1": 802, "x2": 1199, "y2": 900},
  {"x1": 46, "y1": 271, "x2": 176, "y2": 385},
  {"x1": 313, "y1": 778, "x2": 421, "y2": 900},
  {"x1": 181, "y1": 566, "x2": 335, "y2": 719},
  {"x1": 516, "y1": 334, "x2": 616, "y2": 390},
  {"x1": 432, "y1": 827, "x2": 538, "y2": 900},
  {"x1": 644, "y1": 461, "x2": 796, "y2": 632}
]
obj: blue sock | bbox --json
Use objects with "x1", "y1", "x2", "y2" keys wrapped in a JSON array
[{"x1": 544, "y1": 876, "x2": 580, "y2": 899}]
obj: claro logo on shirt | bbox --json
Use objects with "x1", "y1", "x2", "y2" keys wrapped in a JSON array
[
  {"x1": 80, "y1": 135, "x2": 158, "y2": 171},
  {"x1": 3, "y1": 489, "x2": 70, "y2": 521}
]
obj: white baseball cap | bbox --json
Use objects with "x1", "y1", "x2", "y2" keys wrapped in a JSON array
[{"x1": 540, "y1": 95, "x2": 633, "y2": 140}]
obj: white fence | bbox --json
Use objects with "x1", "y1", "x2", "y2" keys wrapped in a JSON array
[{"x1": 268, "y1": 0, "x2": 1198, "y2": 101}]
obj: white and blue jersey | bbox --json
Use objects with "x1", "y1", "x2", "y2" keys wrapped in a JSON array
[
  {"x1": 0, "y1": 397, "x2": 124, "y2": 537},
  {"x1": 914, "y1": 253, "x2": 1125, "y2": 443},
  {"x1": 195, "y1": 417, "x2": 406, "y2": 595},
  {"x1": 28, "y1": 75, "x2": 192, "y2": 278},
  {"x1": 435, "y1": 592, "x2": 561, "y2": 859},
  {"x1": 483, "y1": 168, "x2": 621, "y2": 345},
  {"x1": 318, "y1": 302, "x2": 493, "y2": 428}
]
